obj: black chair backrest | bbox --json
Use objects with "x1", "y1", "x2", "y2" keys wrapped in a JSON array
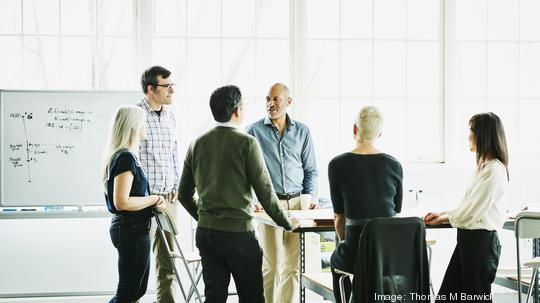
[{"x1": 352, "y1": 217, "x2": 430, "y2": 303}]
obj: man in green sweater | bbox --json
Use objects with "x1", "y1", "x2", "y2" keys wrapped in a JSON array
[{"x1": 178, "y1": 85, "x2": 299, "y2": 303}]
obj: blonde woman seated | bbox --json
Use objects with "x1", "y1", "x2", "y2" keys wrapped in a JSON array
[
  {"x1": 329, "y1": 106, "x2": 403, "y2": 303},
  {"x1": 103, "y1": 106, "x2": 165, "y2": 303}
]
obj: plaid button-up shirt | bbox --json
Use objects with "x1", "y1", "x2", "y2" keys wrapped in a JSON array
[{"x1": 136, "y1": 98, "x2": 179, "y2": 194}]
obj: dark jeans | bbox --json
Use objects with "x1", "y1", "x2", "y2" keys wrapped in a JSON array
[
  {"x1": 109, "y1": 215, "x2": 152, "y2": 303},
  {"x1": 437, "y1": 229, "x2": 501, "y2": 303},
  {"x1": 196, "y1": 226, "x2": 265, "y2": 303}
]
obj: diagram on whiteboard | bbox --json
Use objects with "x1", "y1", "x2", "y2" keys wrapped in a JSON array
[
  {"x1": 1, "y1": 90, "x2": 139, "y2": 207},
  {"x1": 7, "y1": 106, "x2": 104, "y2": 183}
]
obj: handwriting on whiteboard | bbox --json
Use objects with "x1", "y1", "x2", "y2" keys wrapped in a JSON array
[
  {"x1": 7, "y1": 107, "x2": 97, "y2": 182},
  {"x1": 45, "y1": 107, "x2": 93, "y2": 132}
]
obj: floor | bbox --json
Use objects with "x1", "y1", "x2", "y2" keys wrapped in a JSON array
[
  {"x1": 0, "y1": 296, "x2": 332, "y2": 303},
  {"x1": 0, "y1": 289, "x2": 329, "y2": 303},
  {"x1": 0, "y1": 291, "x2": 522, "y2": 303}
]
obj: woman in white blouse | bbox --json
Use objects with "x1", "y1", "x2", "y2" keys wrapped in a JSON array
[{"x1": 424, "y1": 112, "x2": 509, "y2": 302}]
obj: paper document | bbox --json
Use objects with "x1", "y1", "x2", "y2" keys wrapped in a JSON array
[{"x1": 288, "y1": 209, "x2": 334, "y2": 220}]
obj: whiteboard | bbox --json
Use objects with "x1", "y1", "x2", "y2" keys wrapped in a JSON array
[{"x1": 0, "y1": 90, "x2": 141, "y2": 206}]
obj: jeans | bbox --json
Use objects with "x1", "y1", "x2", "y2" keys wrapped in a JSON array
[
  {"x1": 196, "y1": 226, "x2": 265, "y2": 303},
  {"x1": 109, "y1": 215, "x2": 152, "y2": 303}
]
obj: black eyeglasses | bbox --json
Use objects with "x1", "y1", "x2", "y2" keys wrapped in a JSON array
[{"x1": 153, "y1": 83, "x2": 175, "y2": 89}]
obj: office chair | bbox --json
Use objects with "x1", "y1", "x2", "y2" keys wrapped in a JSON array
[
  {"x1": 153, "y1": 207, "x2": 203, "y2": 303},
  {"x1": 426, "y1": 239, "x2": 436, "y2": 296},
  {"x1": 334, "y1": 267, "x2": 353, "y2": 303},
  {"x1": 334, "y1": 218, "x2": 431, "y2": 303},
  {"x1": 515, "y1": 211, "x2": 540, "y2": 303},
  {"x1": 350, "y1": 217, "x2": 430, "y2": 303}
]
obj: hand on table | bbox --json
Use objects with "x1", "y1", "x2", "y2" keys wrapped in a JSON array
[{"x1": 424, "y1": 212, "x2": 443, "y2": 225}]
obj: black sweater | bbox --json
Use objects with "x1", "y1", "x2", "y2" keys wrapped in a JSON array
[{"x1": 329, "y1": 152, "x2": 403, "y2": 270}]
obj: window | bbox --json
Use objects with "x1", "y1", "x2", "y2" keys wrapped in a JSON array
[
  {"x1": 0, "y1": 0, "x2": 136, "y2": 90},
  {"x1": 448, "y1": 0, "x2": 540, "y2": 164},
  {"x1": 150, "y1": 0, "x2": 290, "y2": 144},
  {"x1": 0, "y1": 0, "x2": 537, "y2": 167},
  {"x1": 302, "y1": 0, "x2": 443, "y2": 178}
]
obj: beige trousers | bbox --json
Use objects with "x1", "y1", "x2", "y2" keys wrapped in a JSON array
[
  {"x1": 258, "y1": 195, "x2": 303, "y2": 303},
  {"x1": 150, "y1": 193, "x2": 178, "y2": 303}
]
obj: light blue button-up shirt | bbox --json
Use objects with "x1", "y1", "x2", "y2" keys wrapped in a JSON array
[{"x1": 247, "y1": 115, "x2": 318, "y2": 200}]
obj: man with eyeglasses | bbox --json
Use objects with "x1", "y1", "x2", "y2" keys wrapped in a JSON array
[{"x1": 137, "y1": 65, "x2": 179, "y2": 303}]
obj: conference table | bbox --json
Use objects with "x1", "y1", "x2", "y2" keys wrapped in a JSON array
[{"x1": 254, "y1": 209, "x2": 524, "y2": 303}]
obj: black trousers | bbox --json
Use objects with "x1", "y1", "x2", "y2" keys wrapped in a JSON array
[
  {"x1": 436, "y1": 229, "x2": 501, "y2": 303},
  {"x1": 196, "y1": 226, "x2": 265, "y2": 303},
  {"x1": 108, "y1": 216, "x2": 152, "y2": 303}
]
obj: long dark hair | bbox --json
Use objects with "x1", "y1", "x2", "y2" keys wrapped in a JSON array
[{"x1": 469, "y1": 112, "x2": 509, "y2": 180}]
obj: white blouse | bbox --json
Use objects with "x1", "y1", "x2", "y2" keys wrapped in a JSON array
[{"x1": 448, "y1": 159, "x2": 508, "y2": 231}]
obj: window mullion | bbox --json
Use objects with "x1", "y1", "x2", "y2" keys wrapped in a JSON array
[
  {"x1": 443, "y1": 0, "x2": 457, "y2": 164},
  {"x1": 290, "y1": 0, "x2": 307, "y2": 117},
  {"x1": 134, "y1": 0, "x2": 152, "y2": 73}
]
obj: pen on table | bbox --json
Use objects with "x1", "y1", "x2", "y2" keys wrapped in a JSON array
[
  {"x1": 2, "y1": 208, "x2": 17, "y2": 212},
  {"x1": 20, "y1": 208, "x2": 37, "y2": 211}
]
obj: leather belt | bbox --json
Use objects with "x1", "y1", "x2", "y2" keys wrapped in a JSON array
[
  {"x1": 113, "y1": 214, "x2": 151, "y2": 224},
  {"x1": 276, "y1": 192, "x2": 301, "y2": 200}
]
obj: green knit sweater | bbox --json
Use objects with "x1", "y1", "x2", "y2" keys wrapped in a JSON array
[{"x1": 178, "y1": 126, "x2": 292, "y2": 232}]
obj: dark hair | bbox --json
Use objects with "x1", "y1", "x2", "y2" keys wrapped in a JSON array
[
  {"x1": 469, "y1": 112, "x2": 509, "y2": 180},
  {"x1": 209, "y1": 85, "x2": 242, "y2": 123},
  {"x1": 140, "y1": 66, "x2": 171, "y2": 94}
]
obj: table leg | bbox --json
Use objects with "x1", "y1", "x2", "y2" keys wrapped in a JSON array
[{"x1": 300, "y1": 232, "x2": 305, "y2": 303}]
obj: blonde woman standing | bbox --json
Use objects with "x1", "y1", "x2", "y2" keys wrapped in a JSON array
[
  {"x1": 425, "y1": 113, "x2": 509, "y2": 302},
  {"x1": 103, "y1": 106, "x2": 164, "y2": 303}
]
